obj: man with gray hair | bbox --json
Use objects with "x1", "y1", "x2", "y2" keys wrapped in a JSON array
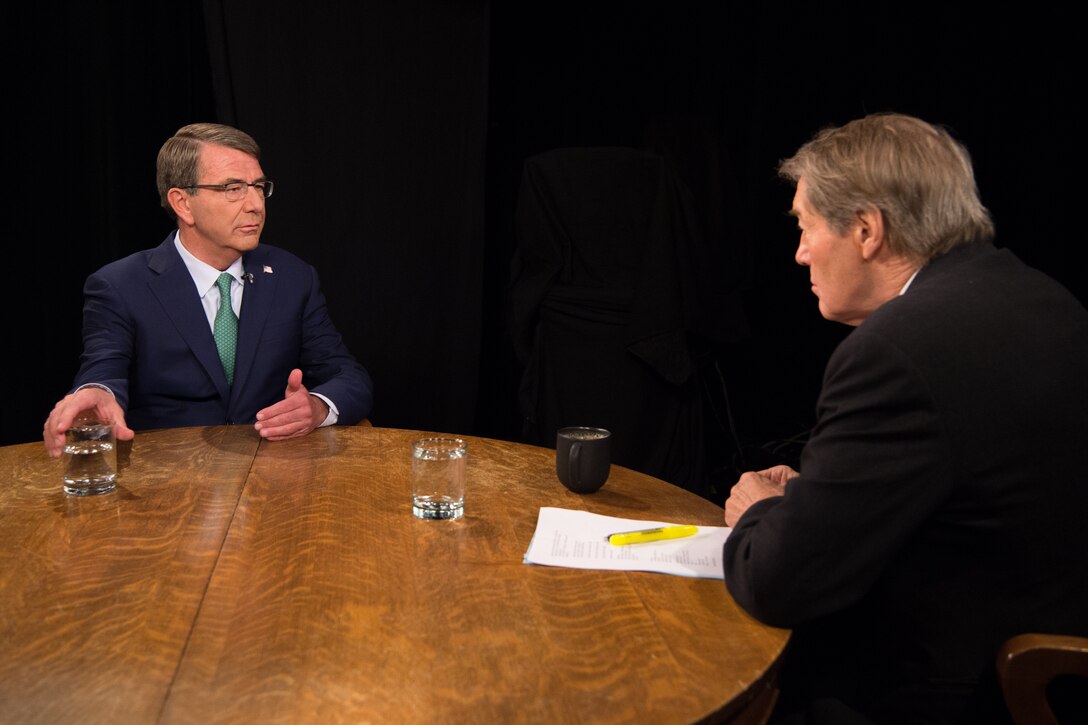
[
  {"x1": 723, "y1": 114, "x2": 1087, "y2": 722},
  {"x1": 44, "y1": 123, "x2": 373, "y2": 454}
]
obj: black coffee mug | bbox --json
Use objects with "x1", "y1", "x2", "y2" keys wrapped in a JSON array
[{"x1": 556, "y1": 427, "x2": 612, "y2": 493}]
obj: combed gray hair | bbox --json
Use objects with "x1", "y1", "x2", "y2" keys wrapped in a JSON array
[
  {"x1": 156, "y1": 123, "x2": 261, "y2": 220},
  {"x1": 779, "y1": 113, "x2": 994, "y2": 263}
]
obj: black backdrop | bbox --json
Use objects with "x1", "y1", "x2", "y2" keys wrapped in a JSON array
[{"x1": 8, "y1": 4, "x2": 1084, "y2": 496}]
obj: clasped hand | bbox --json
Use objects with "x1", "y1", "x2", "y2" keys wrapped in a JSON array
[{"x1": 723, "y1": 464, "x2": 799, "y2": 527}]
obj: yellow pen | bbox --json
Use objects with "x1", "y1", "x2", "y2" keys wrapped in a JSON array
[{"x1": 606, "y1": 524, "x2": 698, "y2": 546}]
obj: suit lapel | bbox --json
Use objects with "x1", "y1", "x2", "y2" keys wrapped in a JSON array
[
  {"x1": 146, "y1": 234, "x2": 231, "y2": 401},
  {"x1": 231, "y1": 247, "x2": 278, "y2": 407}
]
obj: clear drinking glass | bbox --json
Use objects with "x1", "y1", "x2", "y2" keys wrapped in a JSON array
[
  {"x1": 411, "y1": 437, "x2": 466, "y2": 520},
  {"x1": 63, "y1": 418, "x2": 117, "y2": 496}
]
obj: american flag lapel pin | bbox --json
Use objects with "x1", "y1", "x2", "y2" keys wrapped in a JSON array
[{"x1": 263, "y1": 265, "x2": 273, "y2": 274}]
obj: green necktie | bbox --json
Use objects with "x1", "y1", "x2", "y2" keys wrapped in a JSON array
[{"x1": 214, "y1": 273, "x2": 238, "y2": 385}]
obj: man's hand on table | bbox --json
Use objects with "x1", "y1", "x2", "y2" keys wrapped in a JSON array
[
  {"x1": 724, "y1": 465, "x2": 799, "y2": 527},
  {"x1": 254, "y1": 368, "x2": 329, "y2": 441},
  {"x1": 44, "y1": 387, "x2": 134, "y2": 457}
]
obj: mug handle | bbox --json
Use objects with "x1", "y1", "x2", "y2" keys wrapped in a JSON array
[{"x1": 568, "y1": 442, "x2": 581, "y2": 487}]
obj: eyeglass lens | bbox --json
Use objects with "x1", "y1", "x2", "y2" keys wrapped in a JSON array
[{"x1": 223, "y1": 182, "x2": 273, "y2": 201}]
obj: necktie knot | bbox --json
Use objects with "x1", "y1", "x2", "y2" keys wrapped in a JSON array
[{"x1": 214, "y1": 273, "x2": 238, "y2": 385}]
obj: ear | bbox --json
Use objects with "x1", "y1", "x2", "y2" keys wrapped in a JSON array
[
  {"x1": 855, "y1": 206, "x2": 886, "y2": 262},
  {"x1": 168, "y1": 188, "x2": 195, "y2": 226}
]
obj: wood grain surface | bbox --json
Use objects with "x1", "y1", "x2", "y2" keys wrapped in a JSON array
[
  {"x1": 1, "y1": 426, "x2": 788, "y2": 724},
  {"x1": 0, "y1": 426, "x2": 260, "y2": 724},
  {"x1": 162, "y1": 427, "x2": 789, "y2": 724}
]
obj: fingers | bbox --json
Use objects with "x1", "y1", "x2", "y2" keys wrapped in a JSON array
[
  {"x1": 254, "y1": 401, "x2": 315, "y2": 440},
  {"x1": 255, "y1": 372, "x2": 322, "y2": 440},
  {"x1": 258, "y1": 397, "x2": 328, "y2": 441},
  {"x1": 44, "y1": 392, "x2": 83, "y2": 456},
  {"x1": 741, "y1": 470, "x2": 788, "y2": 496},
  {"x1": 724, "y1": 496, "x2": 743, "y2": 527},
  {"x1": 114, "y1": 419, "x2": 135, "y2": 441},
  {"x1": 724, "y1": 476, "x2": 765, "y2": 526},
  {"x1": 724, "y1": 471, "x2": 789, "y2": 527},
  {"x1": 44, "y1": 388, "x2": 132, "y2": 458},
  {"x1": 44, "y1": 414, "x2": 68, "y2": 458},
  {"x1": 755, "y1": 465, "x2": 800, "y2": 487},
  {"x1": 724, "y1": 502, "x2": 745, "y2": 527}
]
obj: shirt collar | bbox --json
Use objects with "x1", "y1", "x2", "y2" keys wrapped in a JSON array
[
  {"x1": 899, "y1": 267, "x2": 923, "y2": 296},
  {"x1": 173, "y1": 231, "x2": 245, "y2": 298}
]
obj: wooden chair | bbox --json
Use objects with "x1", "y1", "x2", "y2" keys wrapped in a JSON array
[{"x1": 996, "y1": 633, "x2": 1088, "y2": 724}]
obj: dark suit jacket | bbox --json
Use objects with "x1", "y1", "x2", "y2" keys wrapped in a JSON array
[
  {"x1": 723, "y1": 243, "x2": 1088, "y2": 723},
  {"x1": 73, "y1": 234, "x2": 373, "y2": 429}
]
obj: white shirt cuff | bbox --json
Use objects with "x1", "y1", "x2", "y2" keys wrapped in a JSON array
[
  {"x1": 75, "y1": 383, "x2": 116, "y2": 398},
  {"x1": 310, "y1": 393, "x2": 339, "y2": 427}
]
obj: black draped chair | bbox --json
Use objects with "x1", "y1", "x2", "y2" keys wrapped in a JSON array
[{"x1": 509, "y1": 147, "x2": 744, "y2": 498}]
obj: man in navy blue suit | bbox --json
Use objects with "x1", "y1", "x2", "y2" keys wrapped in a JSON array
[{"x1": 44, "y1": 123, "x2": 373, "y2": 455}]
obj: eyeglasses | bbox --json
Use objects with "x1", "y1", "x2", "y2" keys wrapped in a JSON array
[{"x1": 181, "y1": 181, "x2": 274, "y2": 202}]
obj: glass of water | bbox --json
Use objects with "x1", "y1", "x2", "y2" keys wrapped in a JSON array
[
  {"x1": 63, "y1": 418, "x2": 117, "y2": 496},
  {"x1": 411, "y1": 437, "x2": 466, "y2": 520}
]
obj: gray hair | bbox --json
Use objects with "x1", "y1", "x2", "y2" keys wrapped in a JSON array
[
  {"x1": 779, "y1": 113, "x2": 994, "y2": 262},
  {"x1": 156, "y1": 123, "x2": 261, "y2": 220}
]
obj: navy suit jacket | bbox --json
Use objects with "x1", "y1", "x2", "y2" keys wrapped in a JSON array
[{"x1": 73, "y1": 233, "x2": 373, "y2": 430}]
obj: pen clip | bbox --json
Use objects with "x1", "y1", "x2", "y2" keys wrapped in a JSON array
[{"x1": 607, "y1": 526, "x2": 666, "y2": 539}]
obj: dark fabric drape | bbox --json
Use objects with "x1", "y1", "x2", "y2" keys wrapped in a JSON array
[
  {"x1": 6, "y1": 3, "x2": 215, "y2": 446},
  {"x1": 510, "y1": 147, "x2": 738, "y2": 496},
  {"x1": 201, "y1": 0, "x2": 490, "y2": 434},
  {"x1": 7, "y1": 3, "x2": 1084, "y2": 452},
  {"x1": 5, "y1": 2, "x2": 489, "y2": 445}
]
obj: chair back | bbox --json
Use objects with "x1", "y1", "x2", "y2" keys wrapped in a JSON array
[{"x1": 996, "y1": 633, "x2": 1088, "y2": 724}]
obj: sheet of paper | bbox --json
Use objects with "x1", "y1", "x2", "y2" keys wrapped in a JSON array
[{"x1": 523, "y1": 507, "x2": 730, "y2": 580}]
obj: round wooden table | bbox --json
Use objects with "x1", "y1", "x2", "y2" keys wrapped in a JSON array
[{"x1": 0, "y1": 426, "x2": 788, "y2": 724}]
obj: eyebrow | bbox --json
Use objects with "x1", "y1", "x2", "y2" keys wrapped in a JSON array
[{"x1": 219, "y1": 176, "x2": 269, "y2": 184}]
